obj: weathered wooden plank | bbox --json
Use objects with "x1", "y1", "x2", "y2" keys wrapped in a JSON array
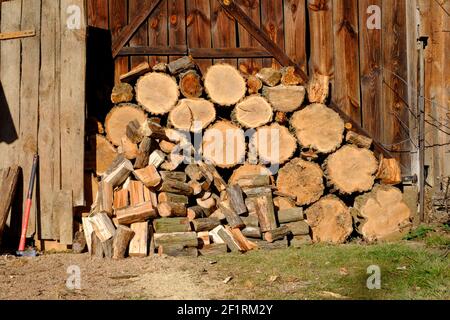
[
  {"x1": 20, "y1": 0, "x2": 41, "y2": 237},
  {"x1": 38, "y1": 0, "x2": 61, "y2": 239},
  {"x1": 60, "y1": 0, "x2": 86, "y2": 206},
  {"x1": 0, "y1": 29, "x2": 35, "y2": 40},
  {"x1": 284, "y1": 0, "x2": 307, "y2": 73},
  {"x1": 382, "y1": 0, "x2": 411, "y2": 173},
  {"x1": 236, "y1": 0, "x2": 262, "y2": 75},
  {"x1": 359, "y1": 0, "x2": 383, "y2": 143},
  {"x1": 129, "y1": 0, "x2": 150, "y2": 68},
  {"x1": 119, "y1": 46, "x2": 272, "y2": 58},
  {"x1": 210, "y1": 0, "x2": 237, "y2": 66},
  {"x1": 0, "y1": 0, "x2": 21, "y2": 170},
  {"x1": 308, "y1": 0, "x2": 334, "y2": 80},
  {"x1": 186, "y1": 0, "x2": 212, "y2": 74},
  {"x1": 87, "y1": 0, "x2": 108, "y2": 29},
  {"x1": 0, "y1": 166, "x2": 19, "y2": 245},
  {"x1": 54, "y1": 190, "x2": 73, "y2": 245},
  {"x1": 332, "y1": 0, "x2": 361, "y2": 124},
  {"x1": 110, "y1": 0, "x2": 129, "y2": 84},
  {"x1": 168, "y1": 0, "x2": 186, "y2": 62},
  {"x1": 261, "y1": 0, "x2": 284, "y2": 69},
  {"x1": 148, "y1": 0, "x2": 168, "y2": 65}
]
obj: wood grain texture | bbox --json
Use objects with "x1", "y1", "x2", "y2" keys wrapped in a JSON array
[
  {"x1": 261, "y1": 0, "x2": 284, "y2": 69},
  {"x1": 39, "y1": 0, "x2": 61, "y2": 239},
  {"x1": 148, "y1": 0, "x2": 168, "y2": 65},
  {"x1": 186, "y1": 0, "x2": 212, "y2": 74},
  {"x1": 168, "y1": 0, "x2": 186, "y2": 62},
  {"x1": 382, "y1": 0, "x2": 411, "y2": 173},
  {"x1": 284, "y1": 0, "x2": 307, "y2": 73},
  {"x1": 87, "y1": 0, "x2": 108, "y2": 29},
  {"x1": 20, "y1": 0, "x2": 41, "y2": 237},
  {"x1": 129, "y1": 0, "x2": 150, "y2": 68},
  {"x1": 236, "y1": 0, "x2": 262, "y2": 74},
  {"x1": 210, "y1": 0, "x2": 237, "y2": 66},
  {"x1": 359, "y1": 0, "x2": 382, "y2": 143},
  {"x1": 332, "y1": 0, "x2": 361, "y2": 124},
  {"x1": 110, "y1": 0, "x2": 129, "y2": 84},
  {"x1": 54, "y1": 190, "x2": 73, "y2": 245},
  {"x1": 60, "y1": 0, "x2": 86, "y2": 206}
]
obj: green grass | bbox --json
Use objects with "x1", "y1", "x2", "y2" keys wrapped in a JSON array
[{"x1": 205, "y1": 243, "x2": 449, "y2": 300}]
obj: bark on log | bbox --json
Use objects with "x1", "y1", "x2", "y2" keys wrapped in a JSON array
[
  {"x1": 153, "y1": 217, "x2": 191, "y2": 233},
  {"x1": 153, "y1": 232, "x2": 198, "y2": 248},
  {"x1": 153, "y1": 62, "x2": 168, "y2": 73},
  {"x1": 256, "y1": 68, "x2": 281, "y2": 87},
  {"x1": 158, "y1": 245, "x2": 198, "y2": 257},
  {"x1": 202, "y1": 121, "x2": 246, "y2": 169},
  {"x1": 227, "y1": 185, "x2": 247, "y2": 215},
  {"x1": 179, "y1": 70, "x2": 203, "y2": 98},
  {"x1": 252, "y1": 123, "x2": 297, "y2": 165},
  {"x1": 160, "y1": 171, "x2": 187, "y2": 182},
  {"x1": 305, "y1": 196, "x2": 353, "y2": 244},
  {"x1": 247, "y1": 75, "x2": 263, "y2": 94},
  {"x1": 111, "y1": 82, "x2": 133, "y2": 104},
  {"x1": 324, "y1": 145, "x2": 378, "y2": 194},
  {"x1": 187, "y1": 206, "x2": 210, "y2": 221},
  {"x1": 158, "y1": 192, "x2": 189, "y2": 204},
  {"x1": 264, "y1": 226, "x2": 290, "y2": 243},
  {"x1": 241, "y1": 227, "x2": 262, "y2": 239},
  {"x1": 113, "y1": 225, "x2": 135, "y2": 259},
  {"x1": 219, "y1": 202, "x2": 245, "y2": 229},
  {"x1": 157, "y1": 202, "x2": 187, "y2": 218},
  {"x1": 197, "y1": 162, "x2": 227, "y2": 192},
  {"x1": 204, "y1": 64, "x2": 246, "y2": 106},
  {"x1": 102, "y1": 155, "x2": 134, "y2": 187},
  {"x1": 247, "y1": 194, "x2": 277, "y2": 233},
  {"x1": 185, "y1": 164, "x2": 203, "y2": 181},
  {"x1": 352, "y1": 185, "x2": 412, "y2": 242},
  {"x1": 105, "y1": 104, "x2": 148, "y2": 146},
  {"x1": 192, "y1": 218, "x2": 221, "y2": 232},
  {"x1": 277, "y1": 207, "x2": 304, "y2": 224},
  {"x1": 233, "y1": 95, "x2": 272, "y2": 128},
  {"x1": 290, "y1": 103, "x2": 344, "y2": 154},
  {"x1": 262, "y1": 85, "x2": 306, "y2": 112},
  {"x1": 136, "y1": 73, "x2": 179, "y2": 114},
  {"x1": 169, "y1": 98, "x2": 216, "y2": 132},
  {"x1": 229, "y1": 164, "x2": 271, "y2": 185},
  {"x1": 126, "y1": 119, "x2": 144, "y2": 144},
  {"x1": 276, "y1": 158, "x2": 324, "y2": 206},
  {"x1": 199, "y1": 243, "x2": 228, "y2": 256},
  {"x1": 290, "y1": 235, "x2": 313, "y2": 247},
  {"x1": 283, "y1": 221, "x2": 310, "y2": 236},
  {"x1": 91, "y1": 231, "x2": 104, "y2": 258},
  {"x1": 346, "y1": 131, "x2": 373, "y2": 149},
  {"x1": 159, "y1": 180, "x2": 194, "y2": 196},
  {"x1": 134, "y1": 137, "x2": 157, "y2": 170},
  {"x1": 115, "y1": 201, "x2": 157, "y2": 224},
  {"x1": 120, "y1": 61, "x2": 151, "y2": 83},
  {"x1": 167, "y1": 56, "x2": 195, "y2": 75}
]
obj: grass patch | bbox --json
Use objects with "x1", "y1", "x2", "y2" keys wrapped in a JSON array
[
  {"x1": 205, "y1": 243, "x2": 449, "y2": 300},
  {"x1": 404, "y1": 226, "x2": 435, "y2": 240}
]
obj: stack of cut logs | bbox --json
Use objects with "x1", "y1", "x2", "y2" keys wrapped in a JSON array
[{"x1": 82, "y1": 56, "x2": 413, "y2": 259}]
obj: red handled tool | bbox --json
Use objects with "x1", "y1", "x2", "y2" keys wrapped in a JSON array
[{"x1": 17, "y1": 154, "x2": 38, "y2": 256}]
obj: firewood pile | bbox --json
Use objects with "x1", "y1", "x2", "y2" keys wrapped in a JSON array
[{"x1": 81, "y1": 56, "x2": 413, "y2": 259}]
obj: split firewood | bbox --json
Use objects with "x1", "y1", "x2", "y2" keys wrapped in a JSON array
[
  {"x1": 247, "y1": 193, "x2": 277, "y2": 232},
  {"x1": 120, "y1": 136, "x2": 139, "y2": 160},
  {"x1": 120, "y1": 61, "x2": 151, "y2": 83},
  {"x1": 115, "y1": 201, "x2": 157, "y2": 224},
  {"x1": 157, "y1": 202, "x2": 187, "y2": 218},
  {"x1": 153, "y1": 217, "x2": 191, "y2": 233},
  {"x1": 232, "y1": 95, "x2": 273, "y2": 128},
  {"x1": 352, "y1": 185, "x2": 412, "y2": 242},
  {"x1": 196, "y1": 196, "x2": 216, "y2": 212},
  {"x1": 126, "y1": 119, "x2": 144, "y2": 144},
  {"x1": 263, "y1": 85, "x2": 305, "y2": 112},
  {"x1": 247, "y1": 75, "x2": 263, "y2": 94},
  {"x1": 85, "y1": 135, "x2": 117, "y2": 176},
  {"x1": 197, "y1": 162, "x2": 227, "y2": 192},
  {"x1": 236, "y1": 174, "x2": 271, "y2": 190},
  {"x1": 158, "y1": 192, "x2": 189, "y2": 204},
  {"x1": 142, "y1": 120, "x2": 171, "y2": 141},
  {"x1": 134, "y1": 137, "x2": 156, "y2": 170},
  {"x1": 167, "y1": 56, "x2": 195, "y2": 75},
  {"x1": 111, "y1": 82, "x2": 133, "y2": 104},
  {"x1": 103, "y1": 238, "x2": 113, "y2": 258},
  {"x1": 192, "y1": 218, "x2": 221, "y2": 232},
  {"x1": 243, "y1": 186, "x2": 273, "y2": 198},
  {"x1": 82, "y1": 217, "x2": 95, "y2": 253},
  {"x1": 273, "y1": 196, "x2": 296, "y2": 211},
  {"x1": 281, "y1": 66, "x2": 301, "y2": 86},
  {"x1": 153, "y1": 232, "x2": 198, "y2": 248},
  {"x1": 159, "y1": 172, "x2": 187, "y2": 186},
  {"x1": 197, "y1": 231, "x2": 211, "y2": 246},
  {"x1": 277, "y1": 207, "x2": 304, "y2": 224},
  {"x1": 187, "y1": 206, "x2": 210, "y2": 221},
  {"x1": 90, "y1": 212, "x2": 116, "y2": 242},
  {"x1": 202, "y1": 121, "x2": 246, "y2": 168},
  {"x1": 102, "y1": 155, "x2": 134, "y2": 187},
  {"x1": 276, "y1": 158, "x2": 324, "y2": 206},
  {"x1": 227, "y1": 185, "x2": 247, "y2": 215},
  {"x1": 112, "y1": 225, "x2": 135, "y2": 259},
  {"x1": 179, "y1": 70, "x2": 203, "y2": 98},
  {"x1": 290, "y1": 235, "x2": 313, "y2": 247},
  {"x1": 252, "y1": 123, "x2": 297, "y2": 165},
  {"x1": 209, "y1": 208, "x2": 226, "y2": 221},
  {"x1": 105, "y1": 104, "x2": 147, "y2": 147},
  {"x1": 97, "y1": 181, "x2": 113, "y2": 216},
  {"x1": 159, "y1": 140, "x2": 177, "y2": 154},
  {"x1": 256, "y1": 68, "x2": 282, "y2": 87},
  {"x1": 204, "y1": 64, "x2": 246, "y2": 106},
  {"x1": 307, "y1": 73, "x2": 330, "y2": 104},
  {"x1": 185, "y1": 164, "x2": 203, "y2": 181},
  {"x1": 219, "y1": 202, "x2": 245, "y2": 229},
  {"x1": 376, "y1": 157, "x2": 402, "y2": 185},
  {"x1": 113, "y1": 188, "x2": 129, "y2": 210},
  {"x1": 148, "y1": 150, "x2": 166, "y2": 169},
  {"x1": 346, "y1": 131, "x2": 373, "y2": 149},
  {"x1": 264, "y1": 226, "x2": 290, "y2": 243},
  {"x1": 241, "y1": 214, "x2": 259, "y2": 228},
  {"x1": 199, "y1": 243, "x2": 228, "y2": 256},
  {"x1": 229, "y1": 228, "x2": 257, "y2": 251},
  {"x1": 229, "y1": 164, "x2": 271, "y2": 185},
  {"x1": 72, "y1": 231, "x2": 87, "y2": 254},
  {"x1": 91, "y1": 232, "x2": 104, "y2": 258},
  {"x1": 153, "y1": 62, "x2": 168, "y2": 73},
  {"x1": 305, "y1": 196, "x2": 353, "y2": 244},
  {"x1": 169, "y1": 98, "x2": 216, "y2": 132},
  {"x1": 216, "y1": 226, "x2": 244, "y2": 252},
  {"x1": 188, "y1": 181, "x2": 202, "y2": 195},
  {"x1": 283, "y1": 221, "x2": 310, "y2": 236},
  {"x1": 274, "y1": 111, "x2": 288, "y2": 126},
  {"x1": 136, "y1": 73, "x2": 179, "y2": 114},
  {"x1": 291, "y1": 103, "x2": 344, "y2": 154},
  {"x1": 129, "y1": 221, "x2": 149, "y2": 257},
  {"x1": 127, "y1": 181, "x2": 145, "y2": 206},
  {"x1": 241, "y1": 227, "x2": 262, "y2": 239},
  {"x1": 324, "y1": 145, "x2": 378, "y2": 194},
  {"x1": 159, "y1": 180, "x2": 194, "y2": 196},
  {"x1": 133, "y1": 165, "x2": 161, "y2": 188},
  {"x1": 253, "y1": 239, "x2": 288, "y2": 250}
]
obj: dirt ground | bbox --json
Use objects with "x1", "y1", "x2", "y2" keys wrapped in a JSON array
[{"x1": 0, "y1": 253, "x2": 225, "y2": 300}]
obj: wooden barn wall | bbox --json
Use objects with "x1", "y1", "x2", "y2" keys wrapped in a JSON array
[{"x1": 0, "y1": 0, "x2": 86, "y2": 242}]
